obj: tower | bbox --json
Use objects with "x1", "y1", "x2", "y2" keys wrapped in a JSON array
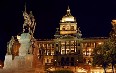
[
  {"x1": 60, "y1": 6, "x2": 77, "y2": 35},
  {"x1": 54, "y1": 6, "x2": 83, "y2": 66},
  {"x1": 55, "y1": 6, "x2": 82, "y2": 38}
]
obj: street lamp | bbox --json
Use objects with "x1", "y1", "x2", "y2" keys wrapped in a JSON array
[
  {"x1": 75, "y1": 60, "x2": 78, "y2": 72},
  {"x1": 54, "y1": 60, "x2": 57, "y2": 70},
  {"x1": 55, "y1": 60, "x2": 56, "y2": 62}
]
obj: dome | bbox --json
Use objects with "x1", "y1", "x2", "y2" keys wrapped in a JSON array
[
  {"x1": 111, "y1": 19, "x2": 116, "y2": 25},
  {"x1": 61, "y1": 6, "x2": 75, "y2": 22}
]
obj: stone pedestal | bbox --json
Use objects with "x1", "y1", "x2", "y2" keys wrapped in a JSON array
[
  {"x1": 18, "y1": 33, "x2": 31, "y2": 56},
  {"x1": 2, "y1": 33, "x2": 37, "y2": 73},
  {"x1": 25, "y1": 54, "x2": 33, "y2": 68},
  {"x1": 12, "y1": 54, "x2": 34, "y2": 73},
  {"x1": 13, "y1": 56, "x2": 25, "y2": 69},
  {"x1": 3, "y1": 55, "x2": 13, "y2": 69}
]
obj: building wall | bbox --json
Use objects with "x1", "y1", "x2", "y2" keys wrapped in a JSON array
[
  {"x1": 36, "y1": 37, "x2": 108, "y2": 67},
  {"x1": 81, "y1": 37, "x2": 107, "y2": 64},
  {"x1": 37, "y1": 40, "x2": 54, "y2": 68}
]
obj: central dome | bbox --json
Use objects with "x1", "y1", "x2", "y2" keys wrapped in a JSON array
[{"x1": 61, "y1": 6, "x2": 75, "y2": 22}]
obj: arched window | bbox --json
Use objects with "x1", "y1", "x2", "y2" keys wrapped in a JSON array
[
  {"x1": 47, "y1": 59, "x2": 49, "y2": 63},
  {"x1": 71, "y1": 57, "x2": 74, "y2": 66},
  {"x1": 61, "y1": 57, "x2": 65, "y2": 66},
  {"x1": 62, "y1": 26, "x2": 65, "y2": 31},
  {"x1": 71, "y1": 26, "x2": 74, "y2": 30},
  {"x1": 66, "y1": 57, "x2": 69, "y2": 61},
  {"x1": 66, "y1": 57, "x2": 69, "y2": 66}
]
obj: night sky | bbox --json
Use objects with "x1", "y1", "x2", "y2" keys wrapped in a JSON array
[{"x1": 0, "y1": 0, "x2": 116, "y2": 61}]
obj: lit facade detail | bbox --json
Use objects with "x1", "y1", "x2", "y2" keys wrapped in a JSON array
[
  {"x1": 53, "y1": 6, "x2": 83, "y2": 67},
  {"x1": 59, "y1": 6, "x2": 78, "y2": 35}
]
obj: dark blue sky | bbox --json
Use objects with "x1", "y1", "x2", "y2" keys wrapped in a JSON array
[{"x1": 0, "y1": 0, "x2": 116, "y2": 61}]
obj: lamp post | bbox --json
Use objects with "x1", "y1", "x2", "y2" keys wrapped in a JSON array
[
  {"x1": 75, "y1": 60, "x2": 78, "y2": 72},
  {"x1": 54, "y1": 60, "x2": 57, "y2": 70}
]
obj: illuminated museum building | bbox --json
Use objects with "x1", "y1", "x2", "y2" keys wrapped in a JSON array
[{"x1": 9, "y1": 7, "x2": 114, "y2": 68}]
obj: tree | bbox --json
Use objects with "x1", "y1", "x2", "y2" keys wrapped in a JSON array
[
  {"x1": 92, "y1": 39, "x2": 116, "y2": 73},
  {"x1": 93, "y1": 44, "x2": 109, "y2": 73},
  {"x1": 107, "y1": 40, "x2": 116, "y2": 73}
]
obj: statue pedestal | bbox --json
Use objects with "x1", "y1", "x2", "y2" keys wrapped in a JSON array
[
  {"x1": 25, "y1": 54, "x2": 33, "y2": 68},
  {"x1": 3, "y1": 55, "x2": 13, "y2": 69},
  {"x1": 18, "y1": 33, "x2": 31, "y2": 56},
  {"x1": 13, "y1": 56, "x2": 25, "y2": 69},
  {"x1": 2, "y1": 33, "x2": 38, "y2": 73},
  {"x1": 13, "y1": 54, "x2": 33, "y2": 68}
]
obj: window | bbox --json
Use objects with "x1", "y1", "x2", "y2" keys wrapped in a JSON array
[
  {"x1": 61, "y1": 50, "x2": 65, "y2": 54},
  {"x1": 66, "y1": 25, "x2": 70, "y2": 30},
  {"x1": 61, "y1": 41, "x2": 65, "y2": 46},
  {"x1": 77, "y1": 50, "x2": 80, "y2": 54},
  {"x1": 71, "y1": 41, "x2": 74, "y2": 45},
  {"x1": 56, "y1": 43, "x2": 58, "y2": 47},
  {"x1": 62, "y1": 26, "x2": 65, "y2": 30},
  {"x1": 66, "y1": 50, "x2": 69, "y2": 54},
  {"x1": 61, "y1": 46, "x2": 65, "y2": 50},
  {"x1": 83, "y1": 43, "x2": 87, "y2": 47},
  {"x1": 87, "y1": 43, "x2": 91, "y2": 47},
  {"x1": 47, "y1": 59, "x2": 49, "y2": 63},
  {"x1": 71, "y1": 26, "x2": 74, "y2": 30},
  {"x1": 66, "y1": 41, "x2": 69, "y2": 45},
  {"x1": 51, "y1": 59, "x2": 53, "y2": 62},
  {"x1": 78, "y1": 43, "x2": 80, "y2": 46},
  {"x1": 71, "y1": 50, "x2": 75, "y2": 53}
]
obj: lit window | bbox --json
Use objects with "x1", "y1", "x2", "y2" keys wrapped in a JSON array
[
  {"x1": 66, "y1": 50, "x2": 69, "y2": 54},
  {"x1": 71, "y1": 26, "x2": 74, "y2": 30},
  {"x1": 62, "y1": 26, "x2": 65, "y2": 30},
  {"x1": 47, "y1": 59, "x2": 49, "y2": 63},
  {"x1": 61, "y1": 50, "x2": 65, "y2": 54},
  {"x1": 66, "y1": 41, "x2": 69, "y2": 45},
  {"x1": 71, "y1": 50, "x2": 75, "y2": 53},
  {"x1": 89, "y1": 48, "x2": 91, "y2": 51},
  {"x1": 98, "y1": 42, "x2": 102, "y2": 45},
  {"x1": 71, "y1": 41, "x2": 74, "y2": 45}
]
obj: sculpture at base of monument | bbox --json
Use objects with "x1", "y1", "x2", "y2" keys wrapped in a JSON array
[{"x1": 7, "y1": 36, "x2": 15, "y2": 55}]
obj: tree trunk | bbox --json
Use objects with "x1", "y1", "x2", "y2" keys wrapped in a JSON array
[
  {"x1": 103, "y1": 67, "x2": 106, "y2": 73},
  {"x1": 111, "y1": 64, "x2": 114, "y2": 73}
]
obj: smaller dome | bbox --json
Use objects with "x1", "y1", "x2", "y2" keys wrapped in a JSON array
[
  {"x1": 111, "y1": 19, "x2": 116, "y2": 25},
  {"x1": 61, "y1": 6, "x2": 75, "y2": 22}
]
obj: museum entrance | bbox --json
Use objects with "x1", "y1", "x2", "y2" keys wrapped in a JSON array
[
  {"x1": 60, "y1": 57, "x2": 75, "y2": 66},
  {"x1": 66, "y1": 57, "x2": 69, "y2": 66},
  {"x1": 61, "y1": 57, "x2": 65, "y2": 66},
  {"x1": 71, "y1": 57, "x2": 74, "y2": 66}
]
